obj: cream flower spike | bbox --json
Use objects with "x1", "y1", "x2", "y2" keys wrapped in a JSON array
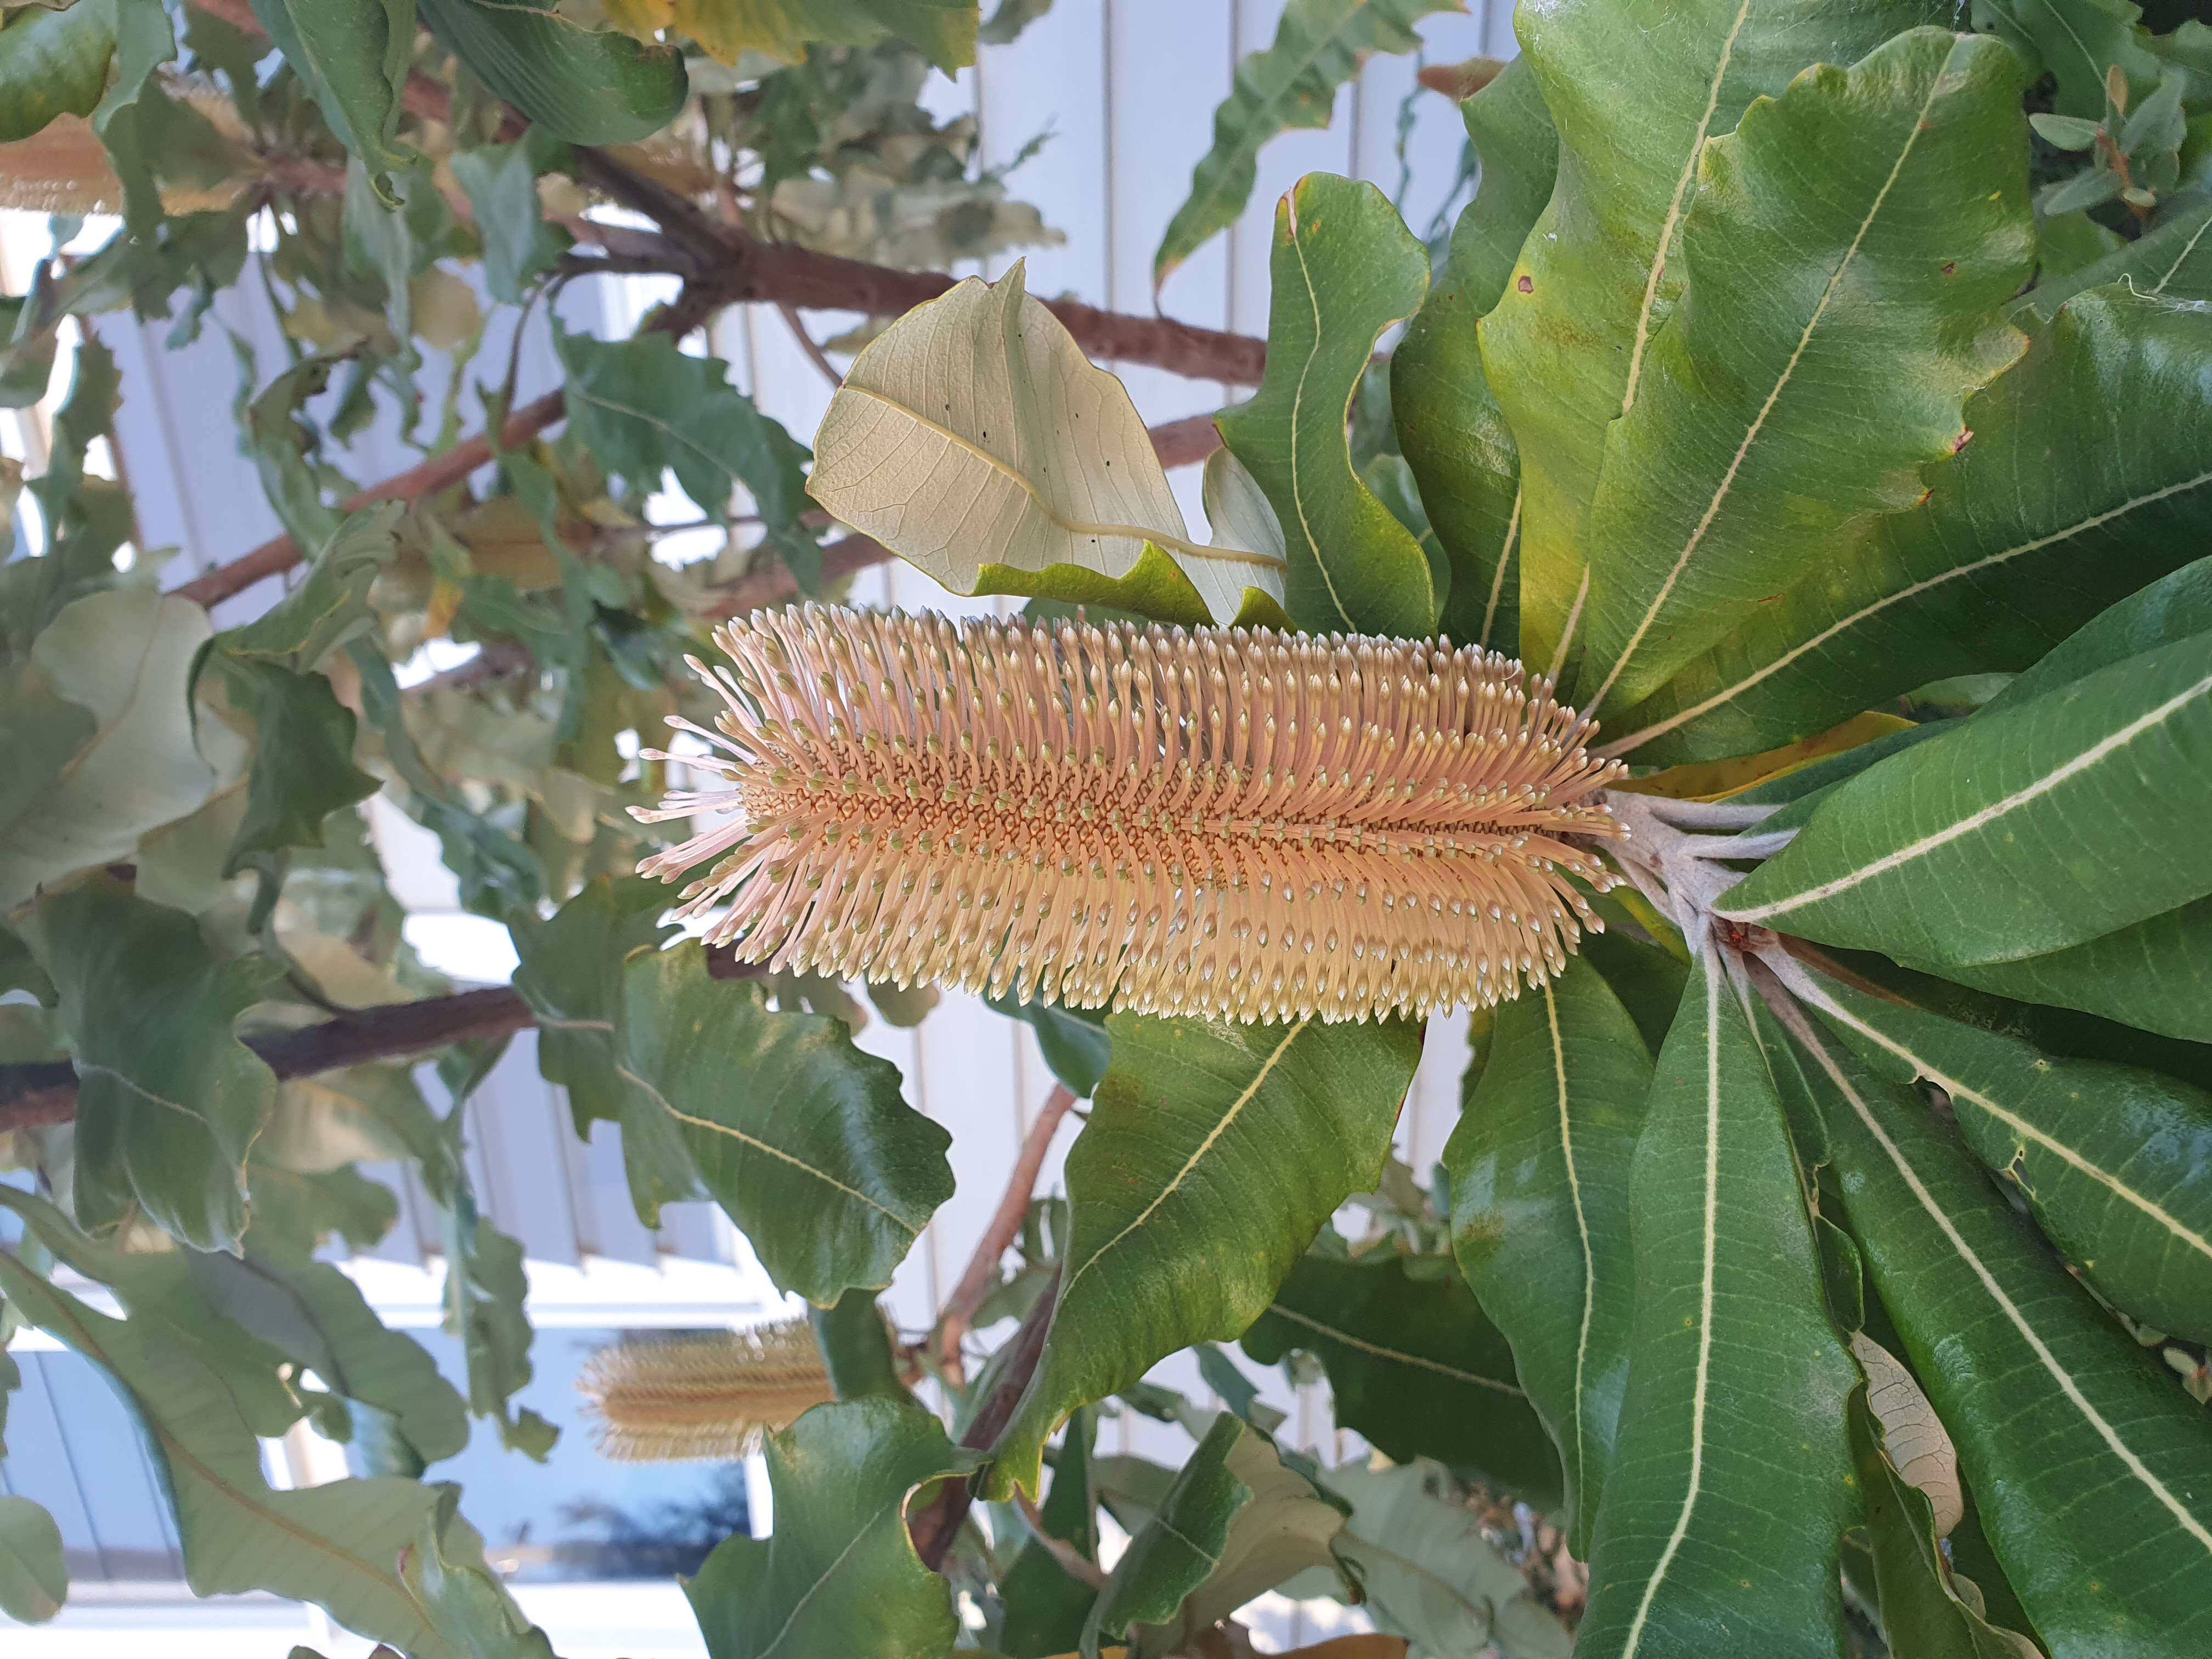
[{"x1": 634, "y1": 605, "x2": 1629, "y2": 1024}]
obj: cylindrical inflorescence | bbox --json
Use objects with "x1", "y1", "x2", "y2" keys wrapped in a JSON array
[
  {"x1": 634, "y1": 605, "x2": 1629, "y2": 1024},
  {"x1": 577, "y1": 1321, "x2": 834, "y2": 1463}
]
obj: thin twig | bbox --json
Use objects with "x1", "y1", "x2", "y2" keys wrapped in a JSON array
[
  {"x1": 1014, "y1": 1487, "x2": 1108, "y2": 1589},
  {"x1": 172, "y1": 390, "x2": 568, "y2": 609},
  {"x1": 778, "y1": 301, "x2": 844, "y2": 389},
  {"x1": 939, "y1": 1083, "x2": 1078, "y2": 1380}
]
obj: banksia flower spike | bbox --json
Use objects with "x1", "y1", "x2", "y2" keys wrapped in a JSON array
[
  {"x1": 634, "y1": 606, "x2": 1628, "y2": 1024},
  {"x1": 578, "y1": 1320, "x2": 836, "y2": 1463}
]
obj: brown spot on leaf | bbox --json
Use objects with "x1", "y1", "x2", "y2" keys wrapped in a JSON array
[
  {"x1": 1953, "y1": 428, "x2": 1973, "y2": 453},
  {"x1": 1940, "y1": 261, "x2": 1956, "y2": 275},
  {"x1": 1516, "y1": 273, "x2": 1533, "y2": 294}
]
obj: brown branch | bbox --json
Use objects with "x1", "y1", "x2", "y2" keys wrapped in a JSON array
[
  {"x1": 938, "y1": 1083, "x2": 1077, "y2": 1380},
  {"x1": 909, "y1": 1265, "x2": 1059, "y2": 1572},
  {"x1": 171, "y1": 8, "x2": 1252, "y2": 612},
  {"x1": 172, "y1": 390, "x2": 569, "y2": 609},
  {"x1": 0, "y1": 987, "x2": 535, "y2": 1133}
]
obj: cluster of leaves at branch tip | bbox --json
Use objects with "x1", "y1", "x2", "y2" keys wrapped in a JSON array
[{"x1": 3, "y1": 0, "x2": 2212, "y2": 1655}]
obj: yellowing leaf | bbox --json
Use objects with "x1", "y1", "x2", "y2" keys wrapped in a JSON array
[
  {"x1": 807, "y1": 261, "x2": 1284, "y2": 627},
  {"x1": 1612, "y1": 712, "x2": 1916, "y2": 803}
]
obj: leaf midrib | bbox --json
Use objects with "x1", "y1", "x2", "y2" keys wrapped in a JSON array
[{"x1": 1795, "y1": 1014, "x2": 2212, "y2": 1558}]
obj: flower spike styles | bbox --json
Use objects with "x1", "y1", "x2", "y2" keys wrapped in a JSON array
[{"x1": 635, "y1": 606, "x2": 1629, "y2": 1023}]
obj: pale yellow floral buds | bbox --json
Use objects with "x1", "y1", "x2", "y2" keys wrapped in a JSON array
[
  {"x1": 578, "y1": 1321, "x2": 834, "y2": 1463},
  {"x1": 634, "y1": 606, "x2": 1628, "y2": 1024}
]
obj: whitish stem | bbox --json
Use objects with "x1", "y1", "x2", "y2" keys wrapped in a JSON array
[{"x1": 1600, "y1": 790, "x2": 1798, "y2": 956}]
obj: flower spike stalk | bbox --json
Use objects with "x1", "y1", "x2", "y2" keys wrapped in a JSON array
[{"x1": 635, "y1": 606, "x2": 1629, "y2": 1024}]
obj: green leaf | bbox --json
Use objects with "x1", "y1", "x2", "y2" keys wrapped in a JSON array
[
  {"x1": 189, "y1": 1240, "x2": 471, "y2": 1467},
  {"x1": 1152, "y1": 0, "x2": 1449, "y2": 286},
  {"x1": 1917, "y1": 893, "x2": 2212, "y2": 1045},
  {"x1": 1974, "y1": 0, "x2": 2165, "y2": 120},
  {"x1": 684, "y1": 1396, "x2": 972, "y2": 1659},
  {"x1": 215, "y1": 662, "x2": 381, "y2": 876},
  {"x1": 1239, "y1": 1252, "x2": 1564, "y2": 1509},
  {"x1": 1000, "y1": 1409, "x2": 1098, "y2": 1657},
  {"x1": 2029, "y1": 110, "x2": 2106, "y2": 148},
  {"x1": 250, "y1": 0, "x2": 415, "y2": 204},
  {"x1": 555, "y1": 321, "x2": 815, "y2": 565},
  {"x1": 1317, "y1": 1458, "x2": 1574, "y2": 1659},
  {"x1": 1782, "y1": 1006, "x2": 2212, "y2": 1655},
  {"x1": 366, "y1": 1080, "x2": 557, "y2": 1459},
  {"x1": 2021, "y1": 201, "x2": 2212, "y2": 324},
  {"x1": 988, "y1": 994, "x2": 1113, "y2": 1099},
  {"x1": 0, "y1": 0, "x2": 134, "y2": 143},
  {"x1": 448, "y1": 1213, "x2": 557, "y2": 1460},
  {"x1": 511, "y1": 876, "x2": 676, "y2": 1136},
  {"x1": 450, "y1": 134, "x2": 573, "y2": 305},
  {"x1": 1987, "y1": 546, "x2": 2212, "y2": 715},
  {"x1": 1805, "y1": 974, "x2": 2212, "y2": 1345},
  {"x1": 645, "y1": 0, "x2": 980, "y2": 74},
  {"x1": 0, "y1": 1496, "x2": 65, "y2": 1626},
  {"x1": 418, "y1": 0, "x2": 689, "y2": 145},
  {"x1": 24, "y1": 877, "x2": 276, "y2": 1252},
  {"x1": 1216, "y1": 173, "x2": 1437, "y2": 637},
  {"x1": 1848, "y1": 1391, "x2": 2041, "y2": 1659},
  {"x1": 397, "y1": 1490, "x2": 561, "y2": 1659},
  {"x1": 0, "y1": 1254, "x2": 481, "y2": 1658},
  {"x1": 1720, "y1": 629, "x2": 2212, "y2": 965},
  {"x1": 1576, "y1": 29, "x2": 2035, "y2": 710},
  {"x1": 807, "y1": 1289, "x2": 907, "y2": 1402},
  {"x1": 1, "y1": 589, "x2": 239, "y2": 911},
  {"x1": 1478, "y1": 0, "x2": 1945, "y2": 673},
  {"x1": 1576, "y1": 906, "x2": 1691, "y2": 1057},
  {"x1": 806, "y1": 263, "x2": 1283, "y2": 627},
  {"x1": 1390, "y1": 54, "x2": 1557, "y2": 654},
  {"x1": 984, "y1": 1013, "x2": 1421, "y2": 1498},
  {"x1": 218, "y1": 504, "x2": 402, "y2": 676},
  {"x1": 1082, "y1": 1412, "x2": 1250, "y2": 1654},
  {"x1": 0, "y1": 1187, "x2": 303, "y2": 1437},
  {"x1": 617, "y1": 944, "x2": 952, "y2": 1305},
  {"x1": 240, "y1": 352, "x2": 349, "y2": 549},
  {"x1": 1575, "y1": 955, "x2": 1859, "y2": 1658},
  {"x1": 0, "y1": 0, "x2": 166, "y2": 156},
  {"x1": 1605, "y1": 290, "x2": 2212, "y2": 761},
  {"x1": 1143, "y1": 1418, "x2": 1345, "y2": 1654},
  {"x1": 1444, "y1": 957, "x2": 1654, "y2": 1551}
]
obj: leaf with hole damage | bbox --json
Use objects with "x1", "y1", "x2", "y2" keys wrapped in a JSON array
[{"x1": 984, "y1": 1012, "x2": 1420, "y2": 1498}]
